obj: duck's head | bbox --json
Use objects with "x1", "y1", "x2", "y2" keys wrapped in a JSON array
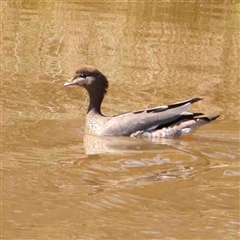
[{"x1": 64, "y1": 65, "x2": 108, "y2": 95}]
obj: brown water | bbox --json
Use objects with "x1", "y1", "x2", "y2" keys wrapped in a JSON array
[{"x1": 2, "y1": 1, "x2": 240, "y2": 239}]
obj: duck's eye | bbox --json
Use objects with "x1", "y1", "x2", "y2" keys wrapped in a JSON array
[{"x1": 79, "y1": 73, "x2": 87, "y2": 78}]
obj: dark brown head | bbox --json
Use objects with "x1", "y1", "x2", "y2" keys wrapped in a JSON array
[{"x1": 64, "y1": 66, "x2": 108, "y2": 95}]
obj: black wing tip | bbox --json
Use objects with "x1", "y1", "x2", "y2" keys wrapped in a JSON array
[
  {"x1": 208, "y1": 114, "x2": 220, "y2": 121},
  {"x1": 193, "y1": 112, "x2": 204, "y2": 117},
  {"x1": 191, "y1": 97, "x2": 203, "y2": 104},
  {"x1": 201, "y1": 114, "x2": 220, "y2": 122},
  {"x1": 167, "y1": 97, "x2": 203, "y2": 109}
]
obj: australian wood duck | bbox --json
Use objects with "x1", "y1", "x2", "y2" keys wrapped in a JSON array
[{"x1": 64, "y1": 66, "x2": 219, "y2": 138}]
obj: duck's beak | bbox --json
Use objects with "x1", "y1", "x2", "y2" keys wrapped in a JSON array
[{"x1": 64, "y1": 77, "x2": 74, "y2": 86}]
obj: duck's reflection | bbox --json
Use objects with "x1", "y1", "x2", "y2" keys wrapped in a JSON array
[{"x1": 83, "y1": 133, "x2": 178, "y2": 155}]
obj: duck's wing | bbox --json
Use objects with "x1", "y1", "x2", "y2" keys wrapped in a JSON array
[
  {"x1": 131, "y1": 97, "x2": 202, "y2": 114},
  {"x1": 100, "y1": 97, "x2": 204, "y2": 136},
  {"x1": 131, "y1": 114, "x2": 220, "y2": 138}
]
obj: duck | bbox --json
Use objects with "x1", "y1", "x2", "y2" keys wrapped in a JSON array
[{"x1": 64, "y1": 65, "x2": 219, "y2": 138}]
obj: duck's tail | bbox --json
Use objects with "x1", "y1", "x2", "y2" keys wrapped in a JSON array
[{"x1": 131, "y1": 114, "x2": 220, "y2": 138}]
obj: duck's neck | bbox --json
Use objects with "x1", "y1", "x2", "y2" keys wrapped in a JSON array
[{"x1": 87, "y1": 89, "x2": 104, "y2": 114}]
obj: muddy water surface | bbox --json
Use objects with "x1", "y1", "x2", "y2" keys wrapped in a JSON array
[{"x1": 2, "y1": 1, "x2": 240, "y2": 239}]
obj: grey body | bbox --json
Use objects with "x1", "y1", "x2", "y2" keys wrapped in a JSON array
[{"x1": 64, "y1": 66, "x2": 219, "y2": 138}]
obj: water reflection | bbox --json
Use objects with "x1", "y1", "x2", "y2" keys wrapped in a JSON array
[{"x1": 83, "y1": 133, "x2": 178, "y2": 155}]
